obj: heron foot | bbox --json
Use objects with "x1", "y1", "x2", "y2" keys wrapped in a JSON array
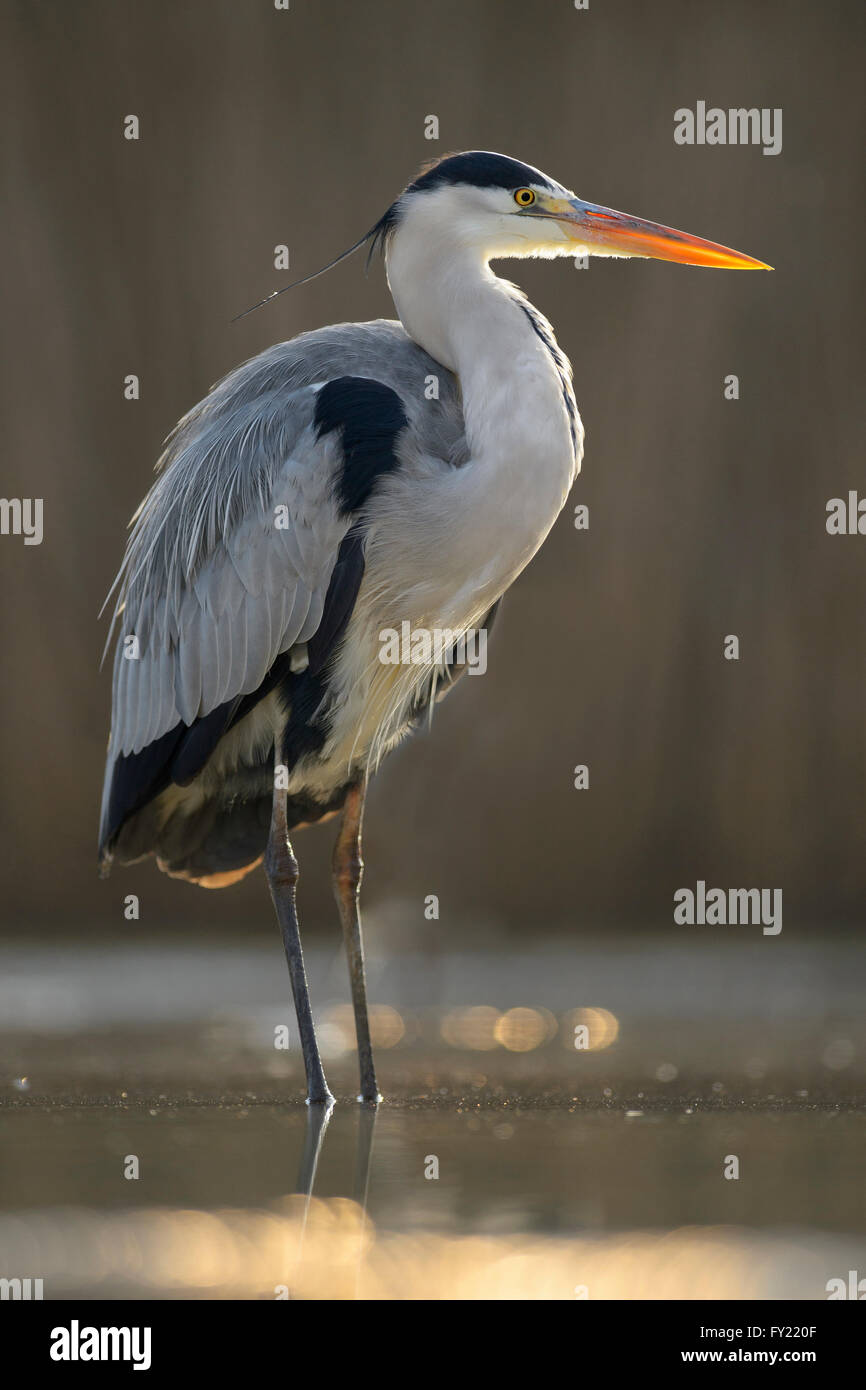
[
  {"x1": 357, "y1": 1089, "x2": 383, "y2": 1105},
  {"x1": 305, "y1": 1088, "x2": 336, "y2": 1108}
]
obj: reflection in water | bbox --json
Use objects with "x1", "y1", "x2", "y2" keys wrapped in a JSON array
[
  {"x1": 293, "y1": 1098, "x2": 334, "y2": 1280},
  {"x1": 0, "y1": 1103, "x2": 863, "y2": 1300},
  {"x1": 296, "y1": 1101, "x2": 334, "y2": 1199},
  {"x1": 1, "y1": 1198, "x2": 863, "y2": 1300},
  {"x1": 293, "y1": 1098, "x2": 376, "y2": 1298}
]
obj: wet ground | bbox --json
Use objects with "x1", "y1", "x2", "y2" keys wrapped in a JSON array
[{"x1": 1, "y1": 936, "x2": 864, "y2": 1298}]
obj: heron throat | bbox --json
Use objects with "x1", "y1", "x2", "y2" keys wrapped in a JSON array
[{"x1": 384, "y1": 205, "x2": 582, "y2": 491}]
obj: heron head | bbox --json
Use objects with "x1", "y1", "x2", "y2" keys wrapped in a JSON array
[
  {"x1": 232, "y1": 149, "x2": 770, "y2": 324},
  {"x1": 381, "y1": 150, "x2": 771, "y2": 270}
]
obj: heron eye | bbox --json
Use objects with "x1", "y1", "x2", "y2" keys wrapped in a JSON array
[{"x1": 514, "y1": 188, "x2": 536, "y2": 207}]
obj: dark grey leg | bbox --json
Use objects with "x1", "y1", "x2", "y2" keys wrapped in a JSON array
[
  {"x1": 333, "y1": 780, "x2": 381, "y2": 1103},
  {"x1": 265, "y1": 749, "x2": 333, "y2": 1106}
]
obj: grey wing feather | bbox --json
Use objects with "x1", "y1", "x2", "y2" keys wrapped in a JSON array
[
  {"x1": 101, "y1": 318, "x2": 465, "y2": 803},
  {"x1": 105, "y1": 388, "x2": 349, "y2": 764}
]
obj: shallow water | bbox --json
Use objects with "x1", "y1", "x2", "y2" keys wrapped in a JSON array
[{"x1": 1, "y1": 938, "x2": 864, "y2": 1298}]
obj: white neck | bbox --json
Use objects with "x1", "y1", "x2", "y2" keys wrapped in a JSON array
[
  {"x1": 375, "y1": 196, "x2": 583, "y2": 625},
  {"x1": 386, "y1": 214, "x2": 579, "y2": 479}
]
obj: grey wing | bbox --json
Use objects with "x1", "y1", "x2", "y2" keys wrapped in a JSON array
[
  {"x1": 100, "y1": 380, "x2": 351, "y2": 839},
  {"x1": 99, "y1": 318, "x2": 467, "y2": 857}
]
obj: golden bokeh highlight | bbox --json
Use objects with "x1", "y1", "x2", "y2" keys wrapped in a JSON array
[
  {"x1": 314, "y1": 1001, "x2": 621, "y2": 1055},
  {"x1": 440, "y1": 1006, "x2": 502, "y2": 1051},
  {"x1": 0, "y1": 1201, "x2": 840, "y2": 1300},
  {"x1": 494, "y1": 1007, "x2": 549, "y2": 1052},
  {"x1": 319, "y1": 1003, "x2": 406, "y2": 1053},
  {"x1": 562, "y1": 1007, "x2": 620, "y2": 1051}
]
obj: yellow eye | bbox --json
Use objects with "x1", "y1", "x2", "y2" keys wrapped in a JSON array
[{"x1": 514, "y1": 188, "x2": 536, "y2": 207}]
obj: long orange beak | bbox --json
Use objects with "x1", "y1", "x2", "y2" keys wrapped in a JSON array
[{"x1": 550, "y1": 196, "x2": 772, "y2": 270}]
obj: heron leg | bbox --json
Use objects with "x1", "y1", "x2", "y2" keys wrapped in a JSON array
[
  {"x1": 333, "y1": 780, "x2": 381, "y2": 1103},
  {"x1": 265, "y1": 753, "x2": 333, "y2": 1106}
]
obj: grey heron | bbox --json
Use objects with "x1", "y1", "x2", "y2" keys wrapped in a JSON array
[{"x1": 99, "y1": 151, "x2": 769, "y2": 1106}]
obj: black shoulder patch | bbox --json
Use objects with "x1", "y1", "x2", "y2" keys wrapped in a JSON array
[
  {"x1": 314, "y1": 376, "x2": 408, "y2": 516},
  {"x1": 408, "y1": 151, "x2": 555, "y2": 195}
]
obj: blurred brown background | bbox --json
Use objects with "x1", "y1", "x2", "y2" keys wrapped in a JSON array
[{"x1": 1, "y1": 0, "x2": 863, "y2": 940}]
